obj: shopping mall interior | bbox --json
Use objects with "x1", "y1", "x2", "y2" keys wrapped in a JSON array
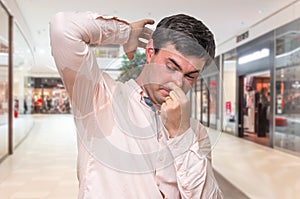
[{"x1": 0, "y1": 0, "x2": 300, "y2": 198}]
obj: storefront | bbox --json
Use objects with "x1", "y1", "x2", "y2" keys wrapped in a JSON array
[
  {"x1": 222, "y1": 50, "x2": 237, "y2": 135},
  {"x1": 0, "y1": 2, "x2": 9, "y2": 161},
  {"x1": 0, "y1": 2, "x2": 34, "y2": 161},
  {"x1": 13, "y1": 23, "x2": 34, "y2": 146},
  {"x1": 219, "y1": 17, "x2": 300, "y2": 156},
  {"x1": 274, "y1": 18, "x2": 300, "y2": 156},
  {"x1": 236, "y1": 31, "x2": 274, "y2": 146},
  {"x1": 191, "y1": 56, "x2": 220, "y2": 130},
  {"x1": 29, "y1": 77, "x2": 70, "y2": 114}
]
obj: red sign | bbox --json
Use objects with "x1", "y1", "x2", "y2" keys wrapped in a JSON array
[{"x1": 225, "y1": 101, "x2": 231, "y2": 115}]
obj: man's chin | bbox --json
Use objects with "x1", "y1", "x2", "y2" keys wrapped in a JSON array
[{"x1": 157, "y1": 96, "x2": 167, "y2": 105}]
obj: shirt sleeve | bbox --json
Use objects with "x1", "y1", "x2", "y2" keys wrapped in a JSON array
[
  {"x1": 49, "y1": 11, "x2": 130, "y2": 116},
  {"x1": 167, "y1": 121, "x2": 223, "y2": 199}
]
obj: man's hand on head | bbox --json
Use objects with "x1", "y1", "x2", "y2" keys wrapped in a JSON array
[{"x1": 123, "y1": 19, "x2": 154, "y2": 60}]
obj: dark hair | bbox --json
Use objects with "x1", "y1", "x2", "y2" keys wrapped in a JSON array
[{"x1": 152, "y1": 14, "x2": 215, "y2": 67}]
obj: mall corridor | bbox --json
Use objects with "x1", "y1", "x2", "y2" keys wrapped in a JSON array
[
  {"x1": 0, "y1": 115, "x2": 299, "y2": 199},
  {"x1": 1, "y1": 0, "x2": 300, "y2": 198}
]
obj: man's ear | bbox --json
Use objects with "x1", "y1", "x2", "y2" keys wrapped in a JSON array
[{"x1": 146, "y1": 39, "x2": 154, "y2": 64}]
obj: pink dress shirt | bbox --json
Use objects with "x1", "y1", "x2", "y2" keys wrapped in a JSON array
[{"x1": 50, "y1": 11, "x2": 223, "y2": 199}]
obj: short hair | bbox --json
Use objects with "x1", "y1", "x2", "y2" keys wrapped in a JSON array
[{"x1": 152, "y1": 14, "x2": 215, "y2": 67}]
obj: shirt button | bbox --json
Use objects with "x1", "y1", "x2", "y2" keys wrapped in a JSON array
[
  {"x1": 159, "y1": 156, "x2": 164, "y2": 161},
  {"x1": 159, "y1": 133, "x2": 163, "y2": 139},
  {"x1": 156, "y1": 182, "x2": 160, "y2": 187}
]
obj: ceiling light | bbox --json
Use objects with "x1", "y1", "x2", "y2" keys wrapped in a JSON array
[{"x1": 238, "y1": 48, "x2": 270, "y2": 65}]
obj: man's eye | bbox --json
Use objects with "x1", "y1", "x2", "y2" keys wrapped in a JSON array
[
  {"x1": 185, "y1": 74, "x2": 197, "y2": 80},
  {"x1": 166, "y1": 65, "x2": 175, "y2": 71}
]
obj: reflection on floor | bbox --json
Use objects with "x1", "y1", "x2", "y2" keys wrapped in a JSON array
[{"x1": 243, "y1": 131, "x2": 270, "y2": 147}]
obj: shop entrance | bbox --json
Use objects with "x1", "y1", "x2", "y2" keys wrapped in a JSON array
[{"x1": 239, "y1": 71, "x2": 270, "y2": 146}]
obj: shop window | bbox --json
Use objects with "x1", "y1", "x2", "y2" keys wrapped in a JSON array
[
  {"x1": 12, "y1": 23, "x2": 34, "y2": 147},
  {"x1": 275, "y1": 18, "x2": 300, "y2": 156},
  {"x1": 0, "y1": 3, "x2": 9, "y2": 160},
  {"x1": 222, "y1": 50, "x2": 237, "y2": 134}
]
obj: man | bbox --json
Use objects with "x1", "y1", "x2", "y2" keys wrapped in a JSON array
[{"x1": 50, "y1": 11, "x2": 222, "y2": 199}]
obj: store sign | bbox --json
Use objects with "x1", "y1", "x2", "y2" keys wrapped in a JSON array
[
  {"x1": 236, "y1": 31, "x2": 249, "y2": 43},
  {"x1": 238, "y1": 48, "x2": 270, "y2": 64},
  {"x1": 225, "y1": 101, "x2": 232, "y2": 115}
]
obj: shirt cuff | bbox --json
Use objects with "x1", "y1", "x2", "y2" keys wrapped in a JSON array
[
  {"x1": 95, "y1": 15, "x2": 131, "y2": 44},
  {"x1": 167, "y1": 128, "x2": 195, "y2": 158}
]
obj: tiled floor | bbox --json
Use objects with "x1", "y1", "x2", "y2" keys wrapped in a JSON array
[
  {"x1": 0, "y1": 114, "x2": 299, "y2": 199},
  {"x1": 0, "y1": 115, "x2": 78, "y2": 199},
  {"x1": 212, "y1": 130, "x2": 300, "y2": 199}
]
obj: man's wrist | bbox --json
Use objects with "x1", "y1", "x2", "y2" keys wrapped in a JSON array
[
  {"x1": 167, "y1": 124, "x2": 190, "y2": 139},
  {"x1": 167, "y1": 128, "x2": 194, "y2": 158}
]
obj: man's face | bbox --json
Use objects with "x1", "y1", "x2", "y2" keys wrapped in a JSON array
[{"x1": 142, "y1": 43, "x2": 206, "y2": 106}]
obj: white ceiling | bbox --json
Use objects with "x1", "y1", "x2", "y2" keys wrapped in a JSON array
[{"x1": 10, "y1": 0, "x2": 299, "y2": 75}]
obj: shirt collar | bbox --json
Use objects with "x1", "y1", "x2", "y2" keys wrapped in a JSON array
[
  {"x1": 126, "y1": 79, "x2": 143, "y2": 94},
  {"x1": 126, "y1": 79, "x2": 154, "y2": 110}
]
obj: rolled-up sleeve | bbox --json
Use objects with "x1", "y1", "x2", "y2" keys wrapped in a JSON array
[
  {"x1": 49, "y1": 11, "x2": 130, "y2": 100},
  {"x1": 167, "y1": 122, "x2": 223, "y2": 199}
]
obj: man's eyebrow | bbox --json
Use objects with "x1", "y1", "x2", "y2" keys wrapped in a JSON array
[
  {"x1": 168, "y1": 58, "x2": 182, "y2": 71},
  {"x1": 168, "y1": 57, "x2": 201, "y2": 75}
]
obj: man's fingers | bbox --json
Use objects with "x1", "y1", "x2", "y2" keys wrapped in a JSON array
[
  {"x1": 163, "y1": 96, "x2": 173, "y2": 106},
  {"x1": 138, "y1": 27, "x2": 153, "y2": 49},
  {"x1": 140, "y1": 19, "x2": 155, "y2": 26},
  {"x1": 132, "y1": 19, "x2": 154, "y2": 31},
  {"x1": 126, "y1": 51, "x2": 135, "y2": 60},
  {"x1": 169, "y1": 91, "x2": 179, "y2": 101},
  {"x1": 161, "y1": 102, "x2": 167, "y2": 114},
  {"x1": 168, "y1": 83, "x2": 186, "y2": 99},
  {"x1": 124, "y1": 19, "x2": 154, "y2": 60},
  {"x1": 138, "y1": 40, "x2": 147, "y2": 49},
  {"x1": 141, "y1": 27, "x2": 153, "y2": 38}
]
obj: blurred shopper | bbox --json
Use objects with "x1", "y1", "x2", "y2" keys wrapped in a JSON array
[
  {"x1": 50, "y1": 11, "x2": 222, "y2": 199},
  {"x1": 14, "y1": 99, "x2": 19, "y2": 118},
  {"x1": 46, "y1": 96, "x2": 52, "y2": 112},
  {"x1": 256, "y1": 87, "x2": 269, "y2": 136},
  {"x1": 23, "y1": 99, "x2": 28, "y2": 114}
]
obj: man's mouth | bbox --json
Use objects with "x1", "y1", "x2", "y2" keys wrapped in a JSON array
[{"x1": 160, "y1": 86, "x2": 171, "y2": 96}]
